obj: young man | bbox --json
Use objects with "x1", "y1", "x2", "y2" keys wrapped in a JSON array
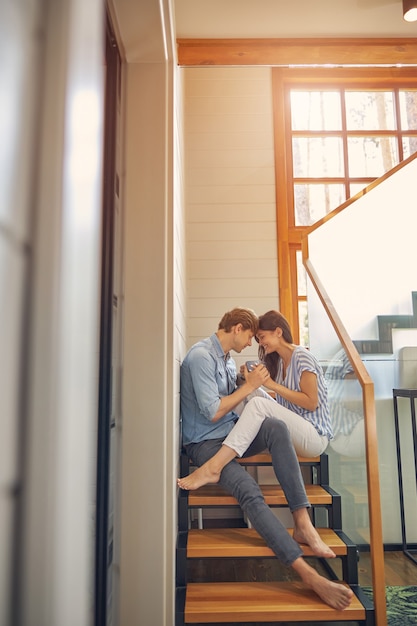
[{"x1": 179, "y1": 307, "x2": 352, "y2": 611}]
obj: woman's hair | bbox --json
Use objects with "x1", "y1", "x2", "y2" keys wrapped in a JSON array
[
  {"x1": 218, "y1": 307, "x2": 258, "y2": 334},
  {"x1": 257, "y1": 310, "x2": 293, "y2": 380}
]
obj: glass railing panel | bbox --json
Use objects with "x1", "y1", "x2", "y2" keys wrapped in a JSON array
[
  {"x1": 324, "y1": 351, "x2": 417, "y2": 555},
  {"x1": 322, "y1": 346, "x2": 368, "y2": 546},
  {"x1": 306, "y1": 154, "x2": 417, "y2": 609},
  {"x1": 314, "y1": 329, "x2": 369, "y2": 550},
  {"x1": 319, "y1": 348, "x2": 417, "y2": 576}
]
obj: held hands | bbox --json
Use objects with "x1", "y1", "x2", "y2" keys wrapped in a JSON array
[{"x1": 243, "y1": 363, "x2": 270, "y2": 390}]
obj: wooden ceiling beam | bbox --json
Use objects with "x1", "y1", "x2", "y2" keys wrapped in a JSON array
[{"x1": 177, "y1": 37, "x2": 417, "y2": 66}]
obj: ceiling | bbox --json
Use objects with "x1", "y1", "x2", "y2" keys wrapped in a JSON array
[
  {"x1": 110, "y1": 0, "x2": 417, "y2": 63},
  {"x1": 175, "y1": 0, "x2": 417, "y2": 38}
]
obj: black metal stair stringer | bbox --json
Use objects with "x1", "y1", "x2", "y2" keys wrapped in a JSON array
[{"x1": 175, "y1": 451, "x2": 374, "y2": 625}]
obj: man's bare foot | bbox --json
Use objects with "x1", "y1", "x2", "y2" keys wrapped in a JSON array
[
  {"x1": 177, "y1": 462, "x2": 220, "y2": 490},
  {"x1": 293, "y1": 558, "x2": 353, "y2": 610},
  {"x1": 292, "y1": 526, "x2": 336, "y2": 558}
]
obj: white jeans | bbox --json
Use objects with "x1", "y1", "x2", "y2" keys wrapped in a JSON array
[{"x1": 225, "y1": 389, "x2": 328, "y2": 458}]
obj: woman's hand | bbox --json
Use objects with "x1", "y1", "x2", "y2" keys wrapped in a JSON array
[
  {"x1": 263, "y1": 370, "x2": 319, "y2": 411},
  {"x1": 261, "y1": 373, "x2": 276, "y2": 391}
]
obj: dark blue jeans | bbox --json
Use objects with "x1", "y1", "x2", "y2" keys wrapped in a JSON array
[{"x1": 184, "y1": 417, "x2": 309, "y2": 566}]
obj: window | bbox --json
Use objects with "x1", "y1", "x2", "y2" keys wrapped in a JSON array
[{"x1": 273, "y1": 68, "x2": 417, "y2": 344}]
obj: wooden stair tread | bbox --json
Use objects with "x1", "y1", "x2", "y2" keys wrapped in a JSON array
[
  {"x1": 186, "y1": 527, "x2": 348, "y2": 558},
  {"x1": 184, "y1": 581, "x2": 365, "y2": 623},
  {"x1": 190, "y1": 453, "x2": 320, "y2": 466},
  {"x1": 238, "y1": 453, "x2": 320, "y2": 464},
  {"x1": 188, "y1": 483, "x2": 332, "y2": 507}
]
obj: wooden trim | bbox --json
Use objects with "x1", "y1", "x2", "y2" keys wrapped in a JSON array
[
  {"x1": 302, "y1": 244, "x2": 387, "y2": 626},
  {"x1": 272, "y1": 70, "x2": 293, "y2": 324},
  {"x1": 177, "y1": 37, "x2": 417, "y2": 67},
  {"x1": 289, "y1": 246, "x2": 300, "y2": 343}
]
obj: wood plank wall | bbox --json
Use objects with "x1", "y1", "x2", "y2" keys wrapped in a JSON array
[{"x1": 183, "y1": 66, "x2": 279, "y2": 366}]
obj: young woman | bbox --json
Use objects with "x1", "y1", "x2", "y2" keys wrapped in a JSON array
[{"x1": 178, "y1": 310, "x2": 333, "y2": 491}]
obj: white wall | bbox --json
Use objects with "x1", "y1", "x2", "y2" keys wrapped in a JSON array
[
  {"x1": 0, "y1": 2, "x2": 45, "y2": 623},
  {"x1": 120, "y1": 52, "x2": 182, "y2": 625},
  {"x1": 9, "y1": 1, "x2": 104, "y2": 625},
  {"x1": 106, "y1": 1, "x2": 184, "y2": 623},
  {"x1": 1, "y1": 1, "x2": 182, "y2": 624},
  {"x1": 183, "y1": 67, "x2": 279, "y2": 367},
  {"x1": 175, "y1": 0, "x2": 417, "y2": 39}
]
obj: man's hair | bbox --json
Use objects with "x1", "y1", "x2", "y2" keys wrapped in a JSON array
[{"x1": 218, "y1": 308, "x2": 258, "y2": 334}]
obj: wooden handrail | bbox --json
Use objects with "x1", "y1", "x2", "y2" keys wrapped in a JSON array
[{"x1": 302, "y1": 240, "x2": 387, "y2": 626}]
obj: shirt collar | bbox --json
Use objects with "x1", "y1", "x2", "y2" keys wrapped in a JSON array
[{"x1": 210, "y1": 333, "x2": 229, "y2": 361}]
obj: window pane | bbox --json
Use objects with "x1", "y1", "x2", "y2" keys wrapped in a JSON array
[
  {"x1": 345, "y1": 91, "x2": 395, "y2": 130},
  {"x1": 347, "y1": 136, "x2": 398, "y2": 177},
  {"x1": 291, "y1": 91, "x2": 342, "y2": 130},
  {"x1": 399, "y1": 91, "x2": 417, "y2": 130},
  {"x1": 350, "y1": 182, "x2": 370, "y2": 196},
  {"x1": 296, "y1": 250, "x2": 307, "y2": 296},
  {"x1": 294, "y1": 183, "x2": 346, "y2": 226},
  {"x1": 403, "y1": 136, "x2": 417, "y2": 158},
  {"x1": 293, "y1": 137, "x2": 344, "y2": 177},
  {"x1": 298, "y1": 300, "x2": 309, "y2": 348}
]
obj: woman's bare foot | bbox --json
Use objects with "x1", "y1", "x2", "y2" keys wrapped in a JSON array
[
  {"x1": 177, "y1": 462, "x2": 221, "y2": 490},
  {"x1": 292, "y1": 510, "x2": 336, "y2": 558},
  {"x1": 308, "y1": 573, "x2": 353, "y2": 610},
  {"x1": 293, "y1": 558, "x2": 353, "y2": 610}
]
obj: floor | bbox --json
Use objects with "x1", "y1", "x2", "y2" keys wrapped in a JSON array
[{"x1": 357, "y1": 550, "x2": 417, "y2": 587}]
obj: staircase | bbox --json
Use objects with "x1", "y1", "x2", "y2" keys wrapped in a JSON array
[
  {"x1": 354, "y1": 291, "x2": 417, "y2": 355},
  {"x1": 176, "y1": 452, "x2": 374, "y2": 625}
]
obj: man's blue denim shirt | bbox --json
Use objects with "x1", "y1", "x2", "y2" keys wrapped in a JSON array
[{"x1": 180, "y1": 333, "x2": 239, "y2": 445}]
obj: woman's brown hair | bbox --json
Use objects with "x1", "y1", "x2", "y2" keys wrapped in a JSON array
[{"x1": 257, "y1": 310, "x2": 293, "y2": 380}]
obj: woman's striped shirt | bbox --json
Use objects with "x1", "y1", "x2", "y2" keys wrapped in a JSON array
[{"x1": 275, "y1": 346, "x2": 333, "y2": 439}]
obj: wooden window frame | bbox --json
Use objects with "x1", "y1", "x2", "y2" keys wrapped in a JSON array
[{"x1": 272, "y1": 66, "x2": 417, "y2": 341}]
